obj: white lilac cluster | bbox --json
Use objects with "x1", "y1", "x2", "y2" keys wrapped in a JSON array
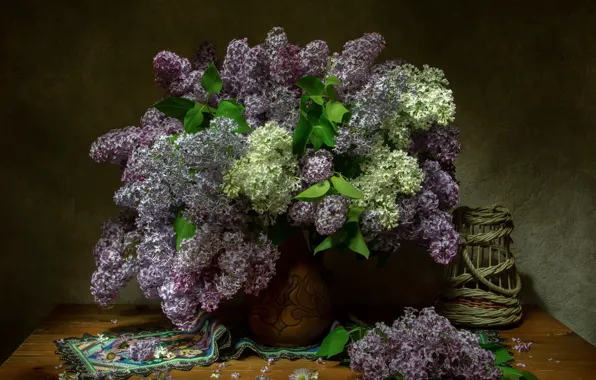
[
  {"x1": 388, "y1": 64, "x2": 456, "y2": 133},
  {"x1": 352, "y1": 142, "x2": 424, "y2": 230},
  {"x1": 89, "y1": 27, "x2": 463, "y2": 329},
  {"x1": 223, "y1": 121, "x2": 300, "y2": 222}
]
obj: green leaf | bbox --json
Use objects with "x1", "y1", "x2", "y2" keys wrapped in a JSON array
[
  {"x1": 325, "y1": 85, "x2": 338, "y2": 101},
  {"x1": 346, "y1": 205, "x2": 364, "y2": 223},
  {"x1": 295, "y1": 180, "x2": 331, "y2": 201},
  {"x1": 520, "y1": 371, "x2": 539, "y2": 380},
  {"x1": 235, "y1": 123, "x2": 251, "y2": 134},
  {"x1": 330, "y1": 175, "x2": 364, "y2": 199},
  {"x1": 183, "y1": 106, "x2": 204, "y2": 133},
  {"x1": 224, "y1": 98, "x2": 245, "y2": 112},
  {"x1": 312, "y1": 125, "x2": 336, "y2": 148},
  {"x1": 326, "y1": 100, "x2": 350, "y2": 123},
  {"x1": 498, "y1": 366, "x2": 524, "y2": 380},
  {"x1": 173, "y1": 209, "x2": 196, "y2": 251},
  {"x1": 293, "y1": 115, "x2": 313, "y2": 155},
  {"x1": 215, "y1": 100, "x2": 251, "y2": 133},
  {"x1": 348, "y1": 326, "x2": 364, "y2": 341},
  {"x1": 493, "y1": 347, "x2": 514, "y2": 365},
  {"x1": 319, "y1": 114, "x2": 337, "y2": 134},
  {"x1": 297, "y1": 75, "x2": 325, "y2": 95},
  {"x1": 325, "y1": 74, "x2": 341, "y2": 86},
  {"x1": 480, "y1": 343, "x2": 503, "y2": 352},
  {"x1": 194, "y1": 102, "x2": 218, "y2": 114},
  {"x1": 153, "y1": 97, "x2": 195, "y2": 120},
  {"x1": 316, "y1": 326, "x2": 350, "y2": 358},
  {"x1": 313, "y1": 228, "x2": 348, "y2": 255},
  {"x1": 310, "y1": 133, "x2": 323, "y2": 150},
  {"x1": 355, "y1": 251, "x2": 367, "y2": 260},
  {"x1": 310, "y1": 95, "x2": 324, "y2": 105},
  {"x1": 306, "y1": 100, "x2": 324, "y2": 120},
  {"x1": 345, "y1": 222, "x2": 370, "y2": 258},
  {"x1": 299, "y1": 93, "x2": 310, "y2": 110},
  {"x1": 200, "y1": 62, "x2": 223, "y2": 94},
  {"x1": 326, "y1": 187, "x2": 339, "y2": 196},
  {"x1": 313, "y1": 235, "x2": 334, "y2": 255}
]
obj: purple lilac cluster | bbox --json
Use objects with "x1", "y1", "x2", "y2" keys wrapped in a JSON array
[
  {"x1": 330, "y1": 33, "x2": 387, "y2": 100},
  {"x1": 394, "y1": 157, "x2": 460, "y2": 264},
  {"x1": 334, "y1": 61, "x2": 407, "y2": 156},
  {"x1": 159, "y1": 226, "x2": 280, "y2": 330},
  {"x1": 215, "y1": 27, "x2": 331, "y2": 130},
  {"x1": 153, "y1": 49, "x2": 214, "y2": 102},
  {"x1": 421, "y1": 160, "x2": 459, "y2": 210},
  {"x1": 359, "y1": 130, "x2": 461, "y2": 263},
  {"x1": 371, "y1": 156, "x2": 461, "y2": 264},
  {"x1": 89, "y1": 109, "x2": 183, "y2": 167},
  {"x1": 89, "y1": 126, "x2": 142, "y2": 166},
  {"x1": 348, "y1": 307, "x2": 501, "y2": 380},
  {"x1": 300, "y1": 149, "x2": 334, "y2": 184},
  {"x1": 91, "y1": 117, "x2": 262, "y2": 329},
  {"x1": 410, "y1": 124, "x2": 462, "y2": 168},
  {"x1": 135, "y1": 224, "x2": 176, "y2": 298},
  {"x1": 315, "y1": 195, "x2": 350, "y2": 235},
  {"x1": 90, "y1": 27, "x2": 464, "y2": 329},
  {"x1": 90, "y1": 213, "x2": 139, "y2": 307},
  {"x1": 287, "y1": 193, "x2": 350, "y2": 236},
  {"x1": 288, "y1": 200, "x2": 317, "y2": 226},
  {"x1": 127, "y1": 338, "x2": 160, "y2": 361},
  {"x1": 176, "y1": 117, "x2": 250, "y2": 228},
  {"x1": 370, "y1": 188, "x2": 460, "y2": 264}
]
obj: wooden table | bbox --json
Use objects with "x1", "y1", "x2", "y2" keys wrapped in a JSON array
[{"x1": 1, "y1": 305, "x2": 595, "y2": 379}]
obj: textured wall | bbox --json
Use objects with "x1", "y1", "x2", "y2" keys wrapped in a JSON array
[{"x1": 1, "y1": 0, "x2": 595, "y2": 363}]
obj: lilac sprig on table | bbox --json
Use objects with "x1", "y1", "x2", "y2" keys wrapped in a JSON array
[
  {"x1": 313, "y1": 307, "x2": 539, "y2": 380},
  {"x1": 89, "y1": 27, "x2": 465, "y2": 330},
  {"x1": 348, "y1": 307, "x2": 501, "y2": 380}
]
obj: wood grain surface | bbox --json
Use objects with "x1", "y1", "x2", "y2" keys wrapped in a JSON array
[{"x1": 1, "y1": 305, "x2": 594, "y2": 379}]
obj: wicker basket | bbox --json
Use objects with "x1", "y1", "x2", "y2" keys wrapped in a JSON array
[{"x1": 436, "y1": 205, "x2": 522, "y2": 327}]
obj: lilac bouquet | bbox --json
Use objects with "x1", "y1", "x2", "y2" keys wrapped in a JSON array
[
  {"x1": 89, "y1": 27, "x2": 461, "y2": 330},
  {"x1": 348, "y1": 307, "x2": 502, "y2": 380}
]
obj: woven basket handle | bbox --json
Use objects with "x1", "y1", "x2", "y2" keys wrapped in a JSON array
[
  {"x1": 460, "y1": 235, "x2": 521, "y2": 296},
  {"x1": 453, "y1": 205, "x2": 521, "y2": 297}
]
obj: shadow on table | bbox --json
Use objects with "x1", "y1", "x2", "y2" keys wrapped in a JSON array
[{"x1": 518, "y1": 272, "x2": 546, "y2": 314}]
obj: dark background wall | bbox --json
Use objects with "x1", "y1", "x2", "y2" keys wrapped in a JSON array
[{"x1": 1, "y1": 0, "x2": 595, "y2": 363}]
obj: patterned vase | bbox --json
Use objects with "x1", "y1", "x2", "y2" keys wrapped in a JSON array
[{"x1": 247, "y1": 233, "x2": 333, "y2": 347}]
